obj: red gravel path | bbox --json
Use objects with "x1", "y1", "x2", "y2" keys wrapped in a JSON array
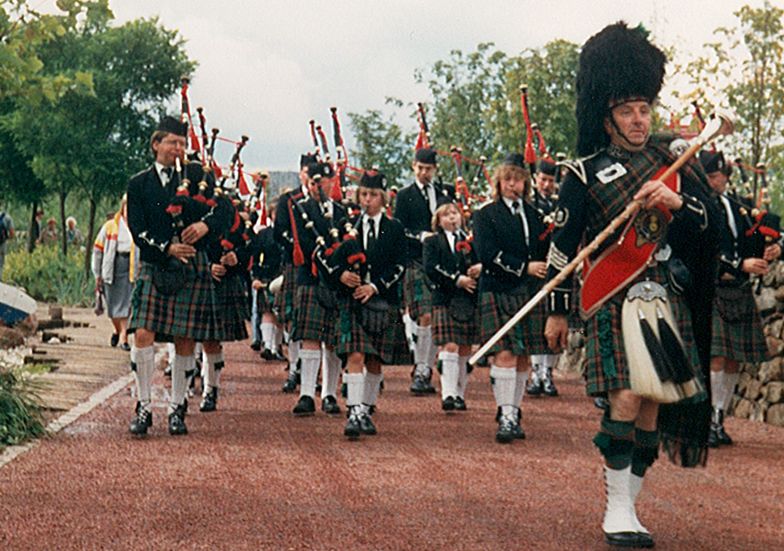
[{"x1": 1, "y1": 342, "x2": 782, "y2": 550}]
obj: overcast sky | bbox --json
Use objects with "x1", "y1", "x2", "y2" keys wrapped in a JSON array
[{"x1": 68, "y1": 1, "x2": 758, "y2": 169}]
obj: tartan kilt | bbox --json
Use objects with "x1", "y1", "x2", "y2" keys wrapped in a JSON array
[
  {"x1": 273, "y1": 263, "x2": 298, "y2": 325},
  {"x1": 291, "y1": 285, "x2": 338, "y2": 346},
  {"x1": 403, "y1": 263, "x2": 432, "y2": 321},
  {"x1": 129, "y1": 252, "x2": 220, "y2": 342},
  {"x1": 336, "y1": 297, "x2": 409, "y2": 365},
  {"x1": 582, "y1": 266, "x2": 702, "y2": 397},
  {"x1": 710, "y1": 291, "x2": 768, "y2": 363},
  {"x1": 432, "y1": 305, "x2": 478, "y2": 346},
  {"x1": 256, "y1": 286, "x2": 276, "y2": 314},
  {"x1": 478, "y1": 285, "x2": 546, "y2": 357},
  {"x1": 212, "y1": 273, "x2": 249, "y2": 342}
]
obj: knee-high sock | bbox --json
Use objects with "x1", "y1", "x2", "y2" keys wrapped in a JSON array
[
  {"x1": 723, "y1": 372, "x2": 739, "y2": 411},
  {"x1": 274, "y1": 325, "x2": 283, "y2": 349},
  {"x1": 321, "y1": 348, "x2": 341, "y2": 399},
  {"x1": 438, "y1": 351, "x2": 459, "y2": 399},
  {"x1": 261, "y1": 322, "x2": 275, "y2": 351},
  {"x1": 344, "y1": 372, "x2": 364, "y2": 408},
  {"x1": 288, "y1": 340, "x2": 301, "y2": 373},
  {"x1": 131, "y1": 345, "x2": 155, "y2": 410},
  {"x1": 413, "y1": 324, "x2": 431, "y2": 374},
  {"x1": 403, "y1": 311, "x2": 416, "y2": 353},
  {"x1": 426, "y1": 332, "x2": 438, "y2": 374},
  {"x1": 514, "y1": 370, "x2": 528, "y2": 409},
  {"x1": 298, "y1": 348, "x2": 322, "y2": 398},
  {"x1": 166, "y1": 342, "x2": 175, "y2": 368},
  {"x1": 362, "y1": 369, "x2": 383, "y2": 413},
  {"x1": 251, "y1": 288, "x2": 261, "y2": 343},
  {"x1": 490, "y1": 366, "x2": 516, "y2": 417},
  {"x1": 170, "y1": 353, "x2": 193, "y2": 411},
  {"x1": 457, "y1": 355, "x2": 470, "y2": 399},
  {"x1": 540, "y1": 354, "x2": 556, "y2": 378},
  {"x1": 710, "y1": 370, "x2": 725, "y2": 409},
  {"x1": 202, "y1": 351, "x2": 223, "y2": 394}
]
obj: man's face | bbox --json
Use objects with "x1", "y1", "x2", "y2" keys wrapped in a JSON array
[
  {"x1": 535, "y1": 172, "x2": 556, "y2": 197},
  {"x1": 413, "y1": 161, "x2": 436, "y2": 185},
  {"x1": 707, "y1": 171, "x2": 729, "y2": 194},
  {"x1": 153, "y1": 133, "x2": 186, "y2": 167},
  {"x1": 298, "y1": 166, "x2": 309, "y2": 186},
  {"x1": 359, "y1": 187, "x2": 385, "y2": 216},
  {"x1": 306, "y1": 175, "x2": 321, "y2": 200},
  {"x1": 606, "y1": 100, "x2": 652, "y2": 149},
  {"x1": 499, "y1": 174, "x2": 526, "y2": 200}
]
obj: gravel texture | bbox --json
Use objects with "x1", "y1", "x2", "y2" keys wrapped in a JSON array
[{"x1": 1, "y1": 341, "x2": 782, "y2": 550}]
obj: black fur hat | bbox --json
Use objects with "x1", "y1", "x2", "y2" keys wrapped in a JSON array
[
  {"x1": 576, "y1": 22, "x2": 666, "y2": 156},
  {"x1": 699, "y1": 150, "x2": 732, "y2": 177}
]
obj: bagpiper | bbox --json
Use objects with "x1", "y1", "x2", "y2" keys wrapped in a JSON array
[
  {"x1": 126, "y1": 116, "x2": 230, "y2": 436},
  {"x1": 699, "y1": 150, "x2": 780, "y2": 447},
  {"x1": 394, "y1": 147, "x2": 454, "y2": 394},
  {"x1": 543, "y1": 23, "x2": 719, "y2": 548},
  {"x1": 473, "y1": 154, "x2": 549, "y2": 443},
  {"x1": 250, "y1": 201, "x2": 285, "y2": 361}
]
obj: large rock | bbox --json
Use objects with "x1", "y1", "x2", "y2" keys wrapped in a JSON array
[
  {"x1": 744, "y1": 378, "x2": 763, "y2": 401},
  {"x1": 766, "y1": 404, "x2": 784, "y2": 427},
  {"x1": 758, "y1": 358, "x2": 783, "y2": 384},
  {"x1": 733, "y1": 398, "x2": 753, "y2": 419},
  {"x1": 757, "y1": 287, "x2": 778, "y2": 311},
  {"x1": 750, "y1": 401, "x2": 767, "y2": 422},
  {"x1": 765, "y1": 318, "x2": 784, "y2": 339},
  {"x1": 765, "y1": 336, "x2": 784, "y2": 357},
  {"x1": 765, "y1": 382, "x2": 784, "y2": 404},
  {"x1": 0, "y1": 326, "x2": 25, "y2": 349}
]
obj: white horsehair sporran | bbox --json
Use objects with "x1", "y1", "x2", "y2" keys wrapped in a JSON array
[{"x1": 621, "y1": 280, "x2": 701, "y2": 403}]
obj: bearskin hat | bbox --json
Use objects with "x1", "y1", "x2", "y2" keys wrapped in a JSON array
[{"x1": 576, "y1": 22, "x2": 667, "y2": 156}]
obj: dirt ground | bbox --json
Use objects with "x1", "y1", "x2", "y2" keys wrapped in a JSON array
[{"x1": 1, "y1": 337, "x2": 782, "y2": 550}]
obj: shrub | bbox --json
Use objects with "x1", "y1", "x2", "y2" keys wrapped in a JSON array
[
  {"x1": 0, "y1": 367, "x2": 46, "y2": 448},
  {"x1": 3, "y1": 245, "x2": 92, "y2": 306}
]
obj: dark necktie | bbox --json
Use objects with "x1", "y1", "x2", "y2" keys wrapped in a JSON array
[
  {"x1": 162, "y1": 167, "x2": 177, "y2": 195},
  {"x1": 366, "y1": 218, "x2": 377, "y2": 250},
  {"x1": 511, "y1": 200, "x2": 520, "y2": 215},
  {"x1": 421, "y1": 184, "x2": 432, "y2": 212}
]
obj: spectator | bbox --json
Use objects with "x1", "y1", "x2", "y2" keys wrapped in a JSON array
[
  {"x1": 39, "y1": 217, "x2": 58, "y2": 246},
  {"x1": 66, "y1": 216, "x2": 83, "y2": 247},
  {"x1": 92, "y1": 196, "x2": 137, "y2": 351},
  {"x1": 0, "y1": 208, "x2": 15, "y2": 281},
  {"x1": 29, "y1": 209, "x2": 43, "y2": 251}
]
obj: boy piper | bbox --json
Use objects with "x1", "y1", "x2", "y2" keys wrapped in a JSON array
[
  {"x1": 126, "y1": 116, "x2": 230, "y2": 436},
  {"x1": 543, "y1": 23, "x2": 718, "y2": 547}
]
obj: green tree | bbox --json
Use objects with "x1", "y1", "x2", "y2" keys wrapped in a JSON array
[
  {"x1": 675, "y1": 1, "x2": 784, "y2": 209},
  {"x1": 348, "y1": 99, "x2": 415, "y2": 189}
]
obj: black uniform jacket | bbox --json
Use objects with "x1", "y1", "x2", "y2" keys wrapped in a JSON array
[
  {"x1": 325, "y1": 214, "x2": 406, "y2": 305},
  {"x1": 473, "y1": 199, "x2": 547, "y2": 294},
  {"x1": 393, "y1": 180, "x2": 454, "y2": 263},
  {"x1": 423, "y1": 229, "x2": 480, "y2": 307},
  {"x1": 250, "y1": 226, "x2": 283, "y2": 283},
  {"x1": 273, "y1": 186, "x2": 307, "y2": 263},
  {"x1": 293, "y1": 195, "x2": 346, "y2": 286},
  {"x1": 127, "y1": 164, "x2": 229, "y2": 266}
]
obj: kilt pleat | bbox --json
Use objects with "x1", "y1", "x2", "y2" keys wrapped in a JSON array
[
  {"x1": 432, "y1": 305, "x2": 478, "y2": 346},
  {"x1": 273, "y1": 263, "x2": 298, "y2": 326},
  {"x1": 478, "y1": 286, "x2": 546, "y2": 357},
  {"x1": 291, "y1": 285, "x2": 339, "y2": 346},
  {"x1": 403, "y1": 264, "x2": 432, "y2": 321},
  {"x1": 212, "y1": 273, "x2": 249, "y2": 342},
  {"x1": 710, "y1": 290, "x2": 767, "y2": 363},
  {"x1": 129, "y1": 252, "x2": 221, "y2": 342},
  {"x1": 336, "y1": 297, "x2": 409, "y2": 365}
]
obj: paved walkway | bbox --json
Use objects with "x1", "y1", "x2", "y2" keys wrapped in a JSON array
[{"x1": 1, "y1": 338, "x2": 782, "y2": 550}]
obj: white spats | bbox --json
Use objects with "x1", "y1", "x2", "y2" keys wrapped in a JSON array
[
  {"x1": 261, "y1": 322, "x2": 276, "y2": 351},
  {"x1": 131, "y1": 345, "x2": 155, "y2": 410},
  {"x1": 457, "y1": 355, "x2": 470, "y2": 399},
  {"x1": 298, "y1": 348, "x2": 322, "y2": 398},
  {"x1": 602, "y1": 465, "x2": 637, "y2": 535},
  {"x1": 170, "y1": 353, "x2": 194, "y2": 411},
  {"x1": 202, "y1": 351, "x2": 223, "y2": 394},
  {"x1": 344, "y1": 372, "x2": 364, "y2": 407},
  {"x1": 363, "y1": 369, "x2": 383, "y2": 408},
  {"x1": 438, "y1": 351, "x2": 459, "y2": 399},
  {"x1": 490, "y1": 366, "x2": 516, "y2": 414},
  {"x1": 629, "y1": 473, "x2": 650, "y2": 535},
  {"x1": 320, "y1": 347, "x2": 341, "y2": 399}
]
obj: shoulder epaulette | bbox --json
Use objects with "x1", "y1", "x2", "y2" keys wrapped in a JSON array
[{"x1": 560, "y1": 151, "x2": 600, "y2": 186}]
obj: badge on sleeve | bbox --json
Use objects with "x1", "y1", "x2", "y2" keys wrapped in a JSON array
[{"x1": 596, "y1": 163, "x2": 628, "y2": 184}]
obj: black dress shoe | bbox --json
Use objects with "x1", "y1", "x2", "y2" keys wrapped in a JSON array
[
  {"x1": 344, "y1": 410, "x2": 361, "y2": 440},
  {"x1": 261, "y1": 348, "x2": 274, "y2": 361},
  {"x1": 526, "y1": 378, "x2": 543, "y2": 396},
  {"x1": 495, "y1": 417, "x2": 516, "y2": 444},
  {"x1": 513, "y1": 422, "x2": 526, "y2": 440},
  {"x1": 119, "y1": 342, "x2": 131, "y2": 352},
  {"x1": 453, "y1": 397, "x2": 467, "y2": 411},
  {"x1": 424, "y1": 372, "x2": 436, "y2": 394},
  {"x1": 442, "y1": 396, "x2": 456, "y2": 411},
  {"x1": 321, "y1": 395, "x2": 341, "y2": 415},
  {"x1": 199, "y1": 388, "x2": 218, "y2": 412},
  {"x1": 358, "y1": 412, "x2": 377, "y2": 435},
  {"x1": 168, "y1": 404, "x2": 188, "y2": 435},
  {"x1": 409, "y1": 375, "x2": 430, "y2": 395},
  {"x1": 110, "y1": 333, "x2": 119, "y2": 347},
  {"x1": 594, "y1": 397, "x2": 609, "y2": 411},
  {"x1": 281, "y1": 372, "x2": 299, "y2": 393},
  {"x1": 542, "y1": 371, "x2": 559, "y2": 397},
  {"x1": 604, "y1": 530, "x2": 655, "y2": 548},
  {"x1": 129, "y1": 402, "x2": 152, "y2": 436},
  {"x1": 292, "y1": 395, "x2": 316, "y2": 416},
  {"x1": 250, "y1": 341, "x2": 261, "y2": 351}
]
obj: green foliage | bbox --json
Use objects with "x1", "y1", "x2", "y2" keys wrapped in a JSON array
[
  {"x1": 3, "y1": 244, "x2": 92, "y2": 305},
  {"x1": 0, "y1": 367, "x2": 46, "y2": 448},
  {"x1": 348, "y1": 99, "x2": 416, "y2": 188}
]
